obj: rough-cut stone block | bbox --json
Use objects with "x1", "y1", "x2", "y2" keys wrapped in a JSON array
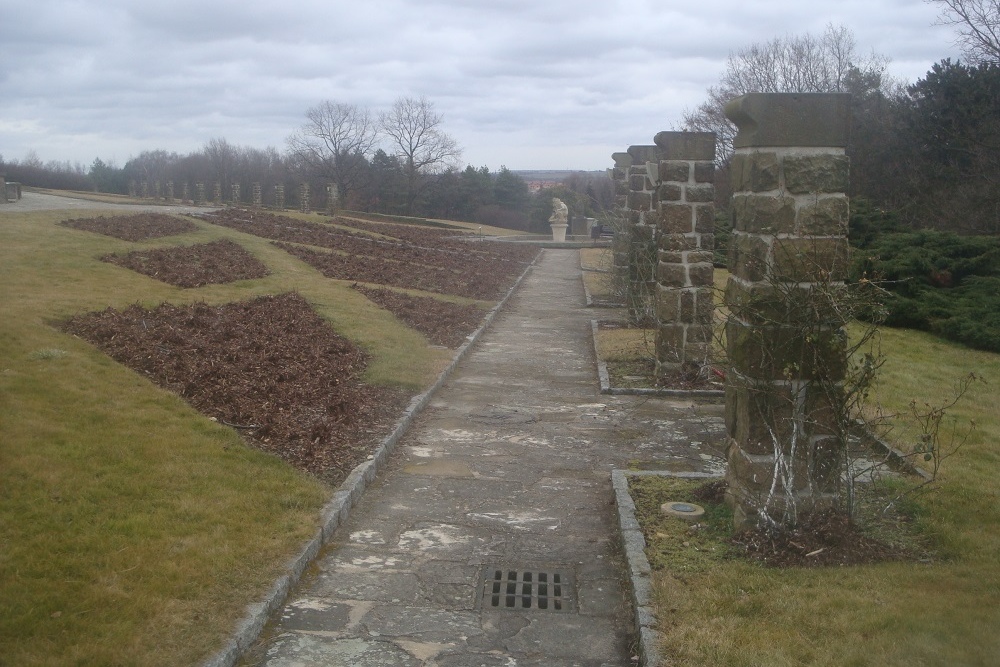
[
  {"x1": 688, "y1": 251, "x2": 714, "y2": 266},
  {"x1": 660, "y1": 234, "x2": 698, "y2": 252},
  {"x1": 699, "y1": 233, "x2": 715, "y2": 250},
  {"x1": 630, "y1": 173, "x2": 649, "y2": 191},
  {"x1": 727, "y1": 320, "x2": 848, "y2": 381},
  {"x1": 687, "y1": 184, "x2": 715, "y2": 203},
  {"x1": 686, "y1": 323, "x2": 713, "y2": 344},
  {"x1": 725, "y1": 93, "x2": 850, "y2": 149},
  {"x1": 784, "y1": 154, "x2": 849, "y2": 194},
  {"x1": 732, "y1": 152, "x2": 780, "y2": 192},
  {"x1": 655, "y1": 325, "x2": 685, "y2": 363},
  {"x1": 655, "y1": 284, "x2": 681, "y2": 321},
  {"x1": 653, "y1": 131, "x2": 716, "y2": 161},
  {"x1": 659, "y1": 183, "x2": 683, "y2": 201},
  {"x1": 733, "y1": 194, "x2": 796, "y2": 235},
  {"x1": 628, "y1": 191, "x2": 652, "y2": 211},
  {"x1": 733, "y1": 382, "x2": 796, "y2": 455},
  {"x1": 628, "y1": 145, "x2": 662, "y2": 165},
  {"x1": 657, "y1": 263, "x2": 687, "y2": 288},
  {"x1": 728, "y1": 234, "x2": 770, "y2": 283},
  {"x1": 680, "y1": 290, "x2": 695, "y2": 322},
  {"x1": 694, "y1": 205, "x2": 716, "y2": 234},
  {"x1": 658, "y1": 249, "x2": 684, "y2": 264},
  {"x1": 612, "y1": 152, "x2": 632, "y2": 168},
  {"x1": 797, "y1": 196, "x2": 849, "y2": 235},
  {"x1": 694, "y1": 287, "x2": 715, "y2": 324},
  {"x1": 773, "y1": 237, "x2": 850, "y2": 282},
  {"x1": 659, "y1": 204, "x2": 693, "y2": 235},
  {"x1": 688, "y1": 262, "x2": 714, "y2": 288},
  {"x1": 727, "y1": 446, "x2": 774, "y2": 496},
  {"x1": 658, "y1": 161, "x2": 690, "y2": 183},
  {"x1": 694, "y1": 161, "x2": 715, "y2": 184}
]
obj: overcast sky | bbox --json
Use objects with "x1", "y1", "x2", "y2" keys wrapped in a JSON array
[{"x1": 0, "y1": 0, "x2": 960, "y2": 171}]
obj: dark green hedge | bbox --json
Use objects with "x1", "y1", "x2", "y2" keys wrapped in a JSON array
[{"x1": 849, "y1": 201, "x2": 1000, "y2": 352}]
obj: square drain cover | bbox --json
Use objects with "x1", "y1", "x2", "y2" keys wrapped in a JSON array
[{"x1": 477, "y1": 565, "x2": 576, "y2": 612}]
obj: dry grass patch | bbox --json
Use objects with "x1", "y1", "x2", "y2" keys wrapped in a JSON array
[{"x1": 645, "y1": 326, "x2": 1000, "y2": 666}]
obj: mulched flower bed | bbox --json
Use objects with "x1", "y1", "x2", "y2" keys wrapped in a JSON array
[
  {"x1": 61, "y1": 293, "x2": 409, "y2": 484},
  {"x1": 61, "y1": 213, "x2": 197, "y2": 241},
  {"x1": 101, "y1": 239, "x2": 270, "y2": 288},
  {"x1": 351, "y1": 284, "x2": 487, "y2": 349}
]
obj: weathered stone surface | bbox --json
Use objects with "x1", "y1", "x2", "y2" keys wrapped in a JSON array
[
  {"x1": 694, "y1": 205, "x2": 716, "y2": 235},
  {"x1": 726, "y1": 320, "x2": 848, "y2": 381},
  {"x1": 656, "y1": 284, "x2": 682, "y2": 321},
  {"x1": 694, "y1": 287, "x2": 715, "y2": 324},
  {"x1": 686, "y1": 184, "x2": 715, "y2": 203},
  {"x1": 657, "y1": 161, "x2": 690, "y2": 182},
  {"x1": 725, "y1": 93, "x2": 850, "y2": 149},
  {"x1": 731, "y1": 151, "x2": 780, "y2": 192},
  {"x1": 652, "y1": 131, "x2": 716, "y2": 161},
  {"x1": 627, "y1": 144, "x2": 662, "y2": 165},
  {"x1": 629, "y1": 173, "x2": 649, "y2": 191},
  {"x1": 612, "y1": 151, "x2": 632, "y2": 167},
  {"x1": 733, "y1": 194, "x2": 796, "y2": 235},
  {"x1": 797, "y1": 196, "x2": 849, "y2": 235},
  {"x1": 658, "y1": 183, "x2": 683, "y2": 201},
  {"x1": 657, "y1": 262, "x2": 687, "y2": 288},
  {"x1": 658, "y1": 204, "x2": 692, "y2": 235},
  {"x1": 772, "y1": 237, "x2": 850, "y2": 282},
  {"x1": 728, "y1": 234, "x2": 770, "y2": 283},
  {"x1": 627, "y1": 191, "x2": 652, "y2": 211},
  {"x1": 694, "y1": 161, "x2": 715, "y2": 184},
  {"x1": 655, "y1": 325, "x2": 685, "y2": 363},
  {"x1": 784, "y1": 154, "x2": 849, "y2": 194},
  {"x1": 688, "y1": 262, "x2": 714, "y2": 288},
  {"x1": 660, "y1": 234, "x2": 699, "y2": 252}
]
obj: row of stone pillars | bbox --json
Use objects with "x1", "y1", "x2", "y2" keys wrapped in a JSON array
[
  {"x1": 127, "y1": 181, "x2": 332, "y2": 212},
  {"x1": 610, "y1": 93, "x2": 851, "y2": 529}
]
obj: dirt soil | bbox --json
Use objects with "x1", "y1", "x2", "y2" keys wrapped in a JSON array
[
  {"x1": 102, "y1": 239, "x2": 270, "y2": 288},
  {"x1": 61, "y1": 293, "x2": 410, "y2": 485},
  {"x1": 60, "y1": 213, "x2": 198, "y2": 240}
]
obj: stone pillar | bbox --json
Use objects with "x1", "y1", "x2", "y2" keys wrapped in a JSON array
[
  {"x1": 299, "y1": 183, "x2": 310, "y2": 213},
  {"x1": 213, "y1": 182, "x2": 222, "y2": 205},
  {"x1": 231, "y1": 183, "x2": 240, "y2": 204},
  {"x1": 166, "y1": 181, "x2": 174, "y2": 202},
  {"x1": 651, "y1": 131, "x2": 717, "y2": 379},
  {"x1": 128, "y1": 180, "x2": 137, "y2": 198},
  {"x1": 609, "y1": 152, "x2": 632, "y2": 297},
  {"x1": 625, "y1": 144, "x2": 665, "y2": 325},
  {"x1": 154, "y1": 181, "x2": 162, "y2": 200},
  {"x1": 182, "y1": 182, "x2": 190, "y2": 203},
  {"x1": 195, "y1": 183, "x2": 205, "y2": 205},
  {"x1": 252, "y1": 182, "x2": 262, "y2": 208},
  {"x1": 723, "y1": 93, "x2": 852, "y2": 530},
  {"x1": 327, "y1": 183, "x2": 340, "y2": 215},
  {"x1": 274, "y1": 184, "x2": 285, "y2": 210},
  {"x1": 140, "y1": 181, "x2": 149, "y2": 198}
]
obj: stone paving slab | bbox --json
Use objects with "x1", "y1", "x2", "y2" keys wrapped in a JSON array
[{"x1": 240, "y1": 249, "x2": 726, "y2": 666}]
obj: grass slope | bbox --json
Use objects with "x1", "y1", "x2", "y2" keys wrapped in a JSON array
[{"x1": 0, "y1": 209, "x2": 449, "y2": 664}]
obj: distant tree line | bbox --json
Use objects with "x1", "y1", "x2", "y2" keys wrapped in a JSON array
[{"x1": 1, "y1": 95, "x2": 613, "y2": 234}]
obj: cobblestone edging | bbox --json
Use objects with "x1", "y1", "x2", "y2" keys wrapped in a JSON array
[
  {"x1": 202, "y1": 253, "x2": 540, "y2": 667},
  {"x1": 611, "y1": 469, "x2": 723, "y2": 667},
  {"x1": 591, "y1": 320, "x2": 724, "y2": 398}
]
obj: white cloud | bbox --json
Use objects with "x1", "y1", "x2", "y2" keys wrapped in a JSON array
[{"x1": 0, "y1": 0, "x2": 959, "y2": 169}]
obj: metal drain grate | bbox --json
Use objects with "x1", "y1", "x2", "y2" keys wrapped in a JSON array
[{"x1": 478, "y1": 566, "x2": 575, "y2": 612}]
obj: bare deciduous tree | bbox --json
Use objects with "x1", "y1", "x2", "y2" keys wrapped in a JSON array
[
  {"x1": 379, "y1": 96, "x2": 461, "y2": 214},
  {"x1": 929, "y1": 0, "x2": 1000, "y2": 64},
  {"x1": 680, "y1": 24, "x2": 892, "y2": 163},
  {"x1": 287, "y1": 101, "x2": 379, "y2": 205}
]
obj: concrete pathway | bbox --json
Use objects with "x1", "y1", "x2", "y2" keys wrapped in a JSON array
[{"x1": 245, "y1": 249, "x2": 725, "y2": 666}]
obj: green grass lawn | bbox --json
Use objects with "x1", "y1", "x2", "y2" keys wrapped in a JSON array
[
  {"x1": 646, "y1": 325, "x2": 1000, "y2": 665},
  {"x1": 0, "y1": 209, "x2": 452, "y2": 664}
]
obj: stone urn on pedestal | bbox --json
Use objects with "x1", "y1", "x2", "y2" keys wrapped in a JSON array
[{"x1": 549, "y1": 197, "x2": 569, "y2": 242}]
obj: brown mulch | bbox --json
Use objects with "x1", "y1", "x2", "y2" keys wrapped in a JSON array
[
  {"x1": 101, "y1": 239, "x2": 271, "y2": 288},
  {"x1": 351, "y1": 284, "x2": 487, "y2": 349},
  {"x1": 61, "y1": 213, "x2": 197, "y2": 241},
  {"x1": 61, "y1": 293, "x2": 410, "y2": 485}
]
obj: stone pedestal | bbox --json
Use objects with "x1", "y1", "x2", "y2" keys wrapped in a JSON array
[
  {"x1": 723, "y1": 93, "x2": 852, "y2": 530},
  {"x1": 550, "y1": 224, "x2": 568, "y2": 242}
]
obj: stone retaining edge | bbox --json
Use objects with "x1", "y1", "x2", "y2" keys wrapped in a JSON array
[
  {"x1": 202, "y1": 251, "x2": 541, "y2": 667},
  {"x1": 612, "y1": 469, "x2": 724, "y2": 667},
  {"x1": 591, "y1": 320, "x2": 724, "y2": 398}
]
